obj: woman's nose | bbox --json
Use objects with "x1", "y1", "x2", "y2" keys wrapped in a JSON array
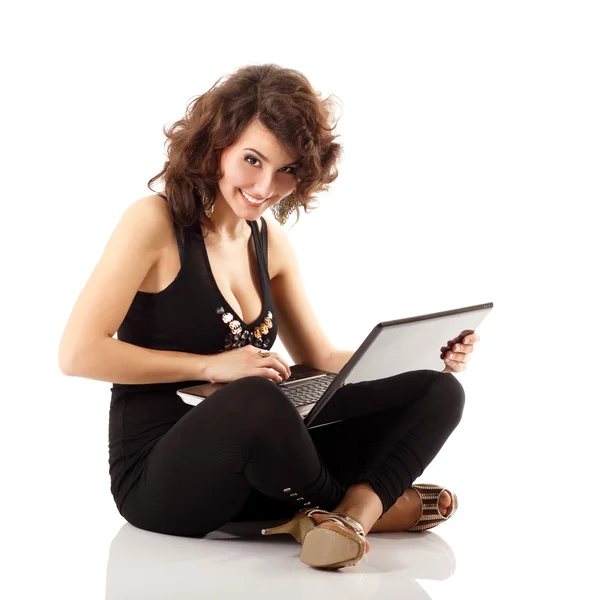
[{"x1": 252, "y1": 171, "x2": 278, "y2": 198}]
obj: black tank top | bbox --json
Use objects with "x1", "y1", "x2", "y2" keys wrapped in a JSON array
[{"x1": 108, "y1": 196, "x2": 278, "y2": 508}]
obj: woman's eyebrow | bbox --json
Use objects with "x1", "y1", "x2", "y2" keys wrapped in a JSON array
[{"x1": 244, "y1": 147, "x2": 299, "y2": 166}]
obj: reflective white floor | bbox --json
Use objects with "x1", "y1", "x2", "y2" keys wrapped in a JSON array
[{"x1": 107, "y1": 519, "x2": 458, "y2": 597}]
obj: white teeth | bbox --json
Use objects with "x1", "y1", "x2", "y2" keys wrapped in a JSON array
[{"x1": 241, "y1": 190, "x2": 265, "y2": 205}]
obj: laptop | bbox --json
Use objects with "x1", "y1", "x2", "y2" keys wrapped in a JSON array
[{"x1": 177, "y1": 302, "x2": 493, "y2": 429}]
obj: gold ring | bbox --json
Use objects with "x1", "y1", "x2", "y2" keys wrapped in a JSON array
[{"x1": 258, "y1": 350, "x2": 271, "y2": 358}]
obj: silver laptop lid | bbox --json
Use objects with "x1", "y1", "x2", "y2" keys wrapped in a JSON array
[{"x1": 343, "y1": 303, "x2": 493, "y2": 385}]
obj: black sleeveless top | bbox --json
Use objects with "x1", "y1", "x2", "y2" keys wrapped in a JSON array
[{"x1": 108, "y1": 196, "x2": 278, "y2": 509}]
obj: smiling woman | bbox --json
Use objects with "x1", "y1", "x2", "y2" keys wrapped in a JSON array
[{"x1": 59, "y1": 63, "x2": 467, "y2": 573}]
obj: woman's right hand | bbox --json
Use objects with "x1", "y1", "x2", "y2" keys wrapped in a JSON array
[{"x1": 204, "y1": 344, "x2": 292, "y2": 384}]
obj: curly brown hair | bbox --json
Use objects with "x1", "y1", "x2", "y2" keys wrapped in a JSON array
[{"x1": 147, "y1": 63, "x2": 343, "y2": 236}]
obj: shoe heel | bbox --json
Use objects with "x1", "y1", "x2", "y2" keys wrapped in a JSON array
[{"x1": 261, "y1": 513, "x2": 314, "y2": 543}]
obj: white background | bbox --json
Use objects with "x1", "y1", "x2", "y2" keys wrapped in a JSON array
[{"x1": 2, "y1": 1, "x2": 598, "y2": 598}]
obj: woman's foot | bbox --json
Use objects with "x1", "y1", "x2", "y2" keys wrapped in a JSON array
[
  {"x1": 369, "y1": 488, "x2": 453, "y2": 534},
  {"x1": 303, "y1": 488, "x2": 453, "y2": 553}
]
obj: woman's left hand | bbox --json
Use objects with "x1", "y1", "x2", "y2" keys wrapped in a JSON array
[{"x1": 441, "y1": 331, "x2": 480, "y2": 373}]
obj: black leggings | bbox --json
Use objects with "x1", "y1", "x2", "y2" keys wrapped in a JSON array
[{"x1": 119, "y1": 370, "x2": 465, "y2": 537}]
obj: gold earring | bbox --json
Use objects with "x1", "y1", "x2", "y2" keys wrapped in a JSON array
[
  {"x1": 200, "y1": 191, "x2": 215, "y2": 217},
  {"x1": 271, "y1": 192, "x2": 297, "y2": 225}
]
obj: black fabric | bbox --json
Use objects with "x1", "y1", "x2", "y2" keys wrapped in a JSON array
[
  {"x1": 118, "y1": 370, "x2": 465, "y2": 537},
  {"x1": 109, "y1": 195, "x2": 277, "y2": 507}
]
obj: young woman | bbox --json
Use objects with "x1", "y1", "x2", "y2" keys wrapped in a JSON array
[{"x1": 59, "y1": 63, "x2": 479, "y2": 570}]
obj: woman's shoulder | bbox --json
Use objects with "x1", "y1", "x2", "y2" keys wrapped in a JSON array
[{"x1": 127, "y1": 193, "x2": 177, "y2": 249}]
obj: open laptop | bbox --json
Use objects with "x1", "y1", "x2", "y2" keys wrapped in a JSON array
[{"x1": 177, "y1": 302, "x2": 493, "y2": 429}]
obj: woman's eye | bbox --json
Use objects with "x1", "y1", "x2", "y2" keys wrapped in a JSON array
[{"x1": 245, "y1": 155, "x2": 296, "y2": 174}]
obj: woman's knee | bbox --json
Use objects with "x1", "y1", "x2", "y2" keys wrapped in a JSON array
[
  {"x1": 223, "y1": 375, "x2": 279, "y2": 394},
  {"x1": 431, "y1": 371, "x2": 466, "y2": 425},
  {"x1": 217, "y1": 376, "x2": 299, "y2": 429}
]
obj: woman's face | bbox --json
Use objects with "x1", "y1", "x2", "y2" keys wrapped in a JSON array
[{"x1": 216, "y1": 119, "x2": 300, "y2": 218}]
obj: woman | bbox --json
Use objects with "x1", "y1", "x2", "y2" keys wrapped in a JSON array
[{"x1": 58, "y1": 63, "x2": 478, "y2": 570}]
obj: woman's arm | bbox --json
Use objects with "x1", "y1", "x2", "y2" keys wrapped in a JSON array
[
  {"x1": 61, "y1": 335, "x2": 212, "y2": 384},
  {"x1": 312, "y1": 348, "x2": 354, "y2": 375},
  {"x1": 58, "y1": 196, "x2": 212, "y2": 384},
  {"x1": 268, "y1": 222, "x2": 338, "y2": 370}
]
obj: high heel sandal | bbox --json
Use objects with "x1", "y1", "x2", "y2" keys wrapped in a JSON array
[
  {"x1": 261, "y1": 508, "x2": 333, "y2": 543},
  {"x1": 405, "y1": 483, "x2": 459, "y2": 532},
  {"x1": 299, "y1": 512, "x2": 367, "y2": 570}
]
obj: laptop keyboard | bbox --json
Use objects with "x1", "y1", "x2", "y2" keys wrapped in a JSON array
[{"x1": 281, "y1": 373, "x2": 337, "y2": 406}]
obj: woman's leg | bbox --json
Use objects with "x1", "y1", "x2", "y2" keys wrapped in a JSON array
[
  {"x1": 307, "y1": 369, "x2": 465, "y2": 534},
  {"x1": 119, "y1": 376, "x2": 348, "y2": 537}
]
